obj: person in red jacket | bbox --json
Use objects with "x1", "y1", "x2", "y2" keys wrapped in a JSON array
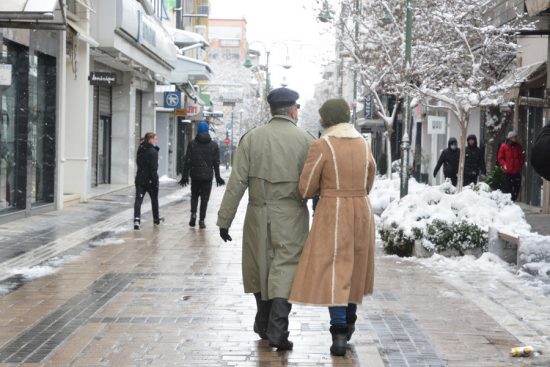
[{"x1": 498, "y1": 131, "x2": 525, "y2": 201}]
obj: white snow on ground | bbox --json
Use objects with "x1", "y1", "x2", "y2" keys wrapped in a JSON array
[
  {"x1": 89, "y1": 238, "x2": 125, "y2": 247},
  {"x1": 9, "y1": 265, "x2": 58, "y2": 280},
  {"x1": 377, "y1": 178, "x2": 531, "y2": 236},
  {"x1": 159, "y1": 175, "x2": 177, "y2": 183},
  {"x1": 165, "y1": 189, "x2": 187, "y2": 201},
  {"x1": 46, "y1": 255, "x2": 78, "y2": 268}
]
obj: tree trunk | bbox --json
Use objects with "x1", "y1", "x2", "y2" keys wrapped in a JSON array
[
  {"x1": 386, "y1": 130, "x2": 393, "y2": 178},
  {"x1": 456, "y1": 116, "x2": 469, "y2": 193}
]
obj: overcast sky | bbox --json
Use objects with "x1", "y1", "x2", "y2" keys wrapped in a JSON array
[{"x1": 210, "y1": 0, "x2": 336, "y2": 101}]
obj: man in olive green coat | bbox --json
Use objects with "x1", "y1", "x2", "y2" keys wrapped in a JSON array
[{"x1": 217, "y1": 88, "x2": 314, "y2": 351}]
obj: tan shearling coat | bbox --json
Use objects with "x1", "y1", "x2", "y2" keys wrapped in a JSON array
[{"x1": 289, "y1": 123, "x2": 376, "y2": 306}]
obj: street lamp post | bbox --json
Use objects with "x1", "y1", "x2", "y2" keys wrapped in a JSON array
[{"x1": 400, "y1": 0, "x2": 414, "y2": 198}]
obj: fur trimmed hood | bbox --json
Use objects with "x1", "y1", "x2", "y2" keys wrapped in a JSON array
[{"x1": 321, "y1": 123, "x2": 362, "y2": 139}]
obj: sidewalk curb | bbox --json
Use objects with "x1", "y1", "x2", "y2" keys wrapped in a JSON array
[{"x1": 0, "y1": 188, "x2": 187, "y2": 282}]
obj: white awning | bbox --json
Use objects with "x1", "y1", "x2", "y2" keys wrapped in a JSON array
[
  {"x1": 67, "y1": 19, "x2": 98, "y2": 47},
  {"x1": 498, "y1": 61, "x2": 546, "y2": 90},
  {"x1": 0, "y1": 0, "x2": 66, "y2": 29},
  {"x1": 168, "y1": 28, "x2": 209, "y2": 47},
  {"x1": 525, "y1": 0, "x2": 550, "y2": 16},
  {"x1": 170, "y1": 55, "x2": 212, "y2": 83}
]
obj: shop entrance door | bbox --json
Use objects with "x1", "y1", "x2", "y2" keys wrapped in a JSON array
[{"x1": 97, "y1": 116, "x2": 111, "y2": 185}]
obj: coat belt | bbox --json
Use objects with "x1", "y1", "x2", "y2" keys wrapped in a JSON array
[{"x1": 321, "y1": 189, "x2": 367, "y2": 197}]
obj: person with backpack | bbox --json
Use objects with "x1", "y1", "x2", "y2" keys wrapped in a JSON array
[{"x1": 180, "y1": 121, "x2": 225, "y2": 228}]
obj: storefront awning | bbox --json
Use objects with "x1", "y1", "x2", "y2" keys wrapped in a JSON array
[
  {"x1": 0, "y1": 0, "x2": 67, "y2": 30},
  {"x1": 168, "y1": 28, "x2": 209, "y2": 47},
  {"x1": 170, "y1": 55, "x2": 212, "y2": 83},
  {"x1": 489, "y1": 61, "x2": 546, "y2": 103},
  {"x1": 525, "y1": 0, "x2": 550, "y2": 16},
  {"x1": 67, "y1": 19, "x2": 98, "y2": 47}
]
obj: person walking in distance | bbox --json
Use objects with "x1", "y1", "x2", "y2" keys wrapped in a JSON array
[
  {"x1": 463, "y1": 134, "x2": 486, "y2": 187},
  {"x1": 498, "y1": 131, "x2": 525, "y2": 201},
  {"x1": 217, "y1": 88, "x2": 314, "y2": 351},
  {"x1": 134, "y1": 132, "x2": 163, "y2": 230},
  {"x1": 433, "y1": 137, "x2": 460, "y2": 186},
  {"x1": 180, "y1": 121, "x2": 225, "y2": 229},
  {"x1": 289, "y1": 99, "x2": 377, "y2": 356}
]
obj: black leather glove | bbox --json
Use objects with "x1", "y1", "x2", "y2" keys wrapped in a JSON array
[
  {"x1": 216, "y1": 177, "x2": 226, "y2": 187},
  {"x1": 179, "y1": 177, "x2": 189, "y2": 187},
  {"x1": 220, "y1": 228, "x2": 232, "y2": 242}
]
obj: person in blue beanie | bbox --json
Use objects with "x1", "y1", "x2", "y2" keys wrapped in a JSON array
[{"x1": 180, "y1": 121, "x2": 225, "y2": 228}]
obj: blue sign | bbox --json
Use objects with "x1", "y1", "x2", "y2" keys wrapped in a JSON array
[{"x1": 164, "y1": 92, "x2": 182, "y2": 109}]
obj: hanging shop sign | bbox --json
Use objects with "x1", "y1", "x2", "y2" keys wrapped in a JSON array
[
  {"x1": 0, "y1": 64, "x2": 12, "y2": 86},
  {"x1": 164, "y1": 91, "x2": 182, "y2": 109},
  {"x1": 427, "y1": 115, "x2": 447, "y2": 135},
  {"x1": 88, "y1": 72, "x2": 117, "y2": 86}
]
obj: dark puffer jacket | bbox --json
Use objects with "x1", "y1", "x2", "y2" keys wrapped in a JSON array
[
  {"x1": 531, "y1": 124, "x2": 550, "y2": 181},
  {"x1": 183, "y1": 133, "x2": 221, "y2": 181},
  {"x1": 135, "y1": 142, "x2": 160, "y2": 187},
  {"x1": 464, "y1": 134, "x2": 486, "y2": 176},
  {"x1": 434, "y1": 137, "x2": 460, "y2": 178}
]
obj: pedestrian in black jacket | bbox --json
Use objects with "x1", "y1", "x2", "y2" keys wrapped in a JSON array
[
  {"x1": 180, "y1": 122, "x2": 225, "y2": 228},
  {"x1": 463, "y1": 134, "x2": 486, "y2": 186},
  {"x1": 531, "y1": 121, "x2": 550, "y2": 181},
  {"x1": 134, "y1": 132, "x2": 163, "y2": 230},
  {"x1": 433, "y1": 137, "x2": 460, "y2": 186}
]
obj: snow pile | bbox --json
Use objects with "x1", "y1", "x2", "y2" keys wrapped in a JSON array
[
  {"x1": 378, "y1": 180, "x2": 531, "y2": 256},
  {"x1": 370, "y1": 175, "x2": 426, "y2": 215},
  {"x1": 518, "y1": 233, "x2": 550, "y2": 268},
  {"x1": 10, "y1": 265, "x2": 58, "y2": 280},
  {"x1": 381, "y1": 182, "x2": 530, "y2": 236}
]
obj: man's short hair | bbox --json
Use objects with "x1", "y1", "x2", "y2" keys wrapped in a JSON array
[{"x1": 270, "y1": 105, "x2": 294, "y2": 117}]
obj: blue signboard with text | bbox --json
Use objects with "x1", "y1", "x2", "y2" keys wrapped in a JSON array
[{"x1": 164, "y1": 92, "x2": 182, "y2": 109}]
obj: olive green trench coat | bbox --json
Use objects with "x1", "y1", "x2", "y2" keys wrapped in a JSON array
[{"x1": 217, "y1": 116, "x2": 315, "y2": 300}]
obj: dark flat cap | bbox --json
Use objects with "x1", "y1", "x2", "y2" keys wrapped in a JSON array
[{"x1": 267, "y1": 87, "x2": 299, "y2": 108}]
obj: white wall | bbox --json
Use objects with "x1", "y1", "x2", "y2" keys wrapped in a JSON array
[
  {"x1": 63, "y1": 38, "x2": 90, "y2": 200},
  {"x1": 156, "y1": 112, "x2": 170, "y2": 177},
  {"x1": 518, "y1": 36, "x2": 548, "y2": 66},
  {"x1": 111, "y1": 79, "x2": 136, "y2": 185}
]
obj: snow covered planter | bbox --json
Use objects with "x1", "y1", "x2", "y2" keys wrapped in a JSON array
[{"x1": 378, "y1": 181, "x2": 531, "y2": 258}]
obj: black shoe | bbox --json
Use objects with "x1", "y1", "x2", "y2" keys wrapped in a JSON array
[
  {"x1": 269, "y1": 339, "x2": 293, "y2": 351},
  {"x1": 254, "y1": 322, "x2": 268, "y2": 340},
  {"x1": 330, "y1": 325, "x2": 348, "y2": 356},
  {"x1": 347, "y1": 314, "x2": 357, "y2": 341},
  {"x1": 199, "y1": 220, "x2": 206, "y2": 229},
  {"x1": 154, "y1": 217, "x2": 165, "y2": 225},
  {"x1": 134, "y1": 221, "x2": 140, "y2": 230},
  {"x1": 189, "y1": 213, "x2": 197, "y2": 227}
]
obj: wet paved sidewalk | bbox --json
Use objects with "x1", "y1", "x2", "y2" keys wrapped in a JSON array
[{"x1": 0, "y1": 185, "x2": 549, "y2": 366}]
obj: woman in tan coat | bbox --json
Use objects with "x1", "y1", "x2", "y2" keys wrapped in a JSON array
[{"x1": 289, "y1": 99, "x2": 376, "y2": 356}]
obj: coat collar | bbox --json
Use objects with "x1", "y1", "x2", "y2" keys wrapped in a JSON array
[
  {"x1": 269, "y1": 115, "x2": 297, "y2": 125},
  {"x1": 322, "y1": 123, "x2": 362, "y2": 139}
]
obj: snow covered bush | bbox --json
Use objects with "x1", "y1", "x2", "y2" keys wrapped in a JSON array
[
  {"x1": 377, "y1": 180, "x2": 531, "y2": 257},
  {"x1": 424, "y1": 220, "x2": 488, "y2": 255}
]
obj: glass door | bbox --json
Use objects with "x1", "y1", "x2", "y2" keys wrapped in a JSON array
[{"x1": 97, "y1": 116, "x2": 111, "y2": 185}]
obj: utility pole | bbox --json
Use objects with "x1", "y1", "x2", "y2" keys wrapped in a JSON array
[
  {"x1": 265, "y1": 51, "x2": 271, "y2": 95},
  {"x1": 352, "y1": 0, "x2": 359, "y2": 129},
  {"x1": 400, "y1": 0, "x2": 413, "y2": 198},
  {"x1": 230, "y1": 109, "x2": 234, "y2": 166}
]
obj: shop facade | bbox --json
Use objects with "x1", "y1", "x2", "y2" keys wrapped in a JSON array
[{"x1": 0, "y1": 28, "x2": 60, "y2": 220}]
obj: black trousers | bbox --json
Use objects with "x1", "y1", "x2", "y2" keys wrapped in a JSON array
[
  {"x1": 191, "y1": 179, "x2": 212, "y2": 220},
  {"x1": 134, "y1": 184, "x2": 159, "y2": 223},
  {"x1": 463, "y1": 173, "x2": 478, "y2": 187},
  {"x1": 505, "y1": 173, "x2": 522, "y2": 202},
  {"x1": 445, "y1": 174, "x2": 458, "y2": 186}
]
